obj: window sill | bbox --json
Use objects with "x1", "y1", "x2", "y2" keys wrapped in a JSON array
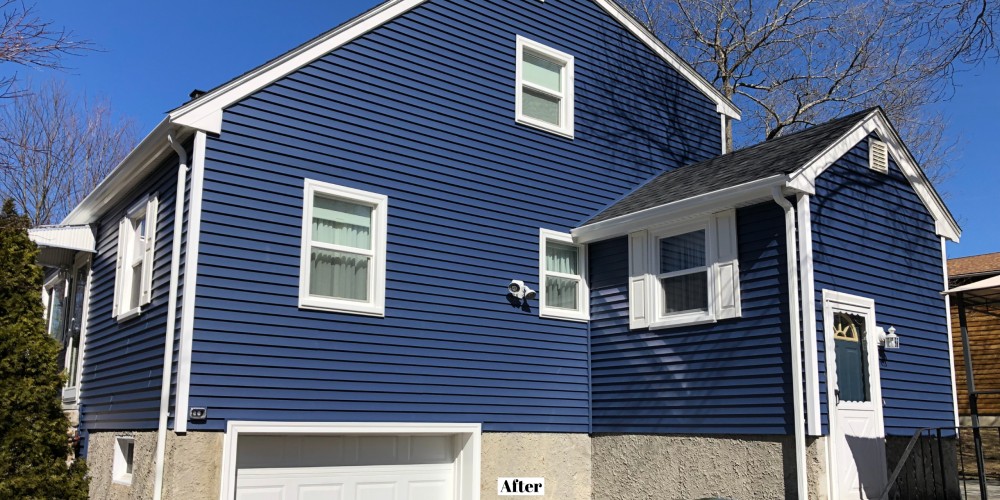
[
  {"x1": 648, "y1": 312, "x2": 716, "y2": 330},
  {"x1": 116, "y1": 307, "x2": 142, "y2": 323},
  {"x1": 516, "y1": 116, "x2": 574, "y2": 139},
  {"x1": 299, "y1": 296, "x2": 384, "y2": 317},
  {"x1": 539, "y1": 308, "x2": 589, "y2": 322}
]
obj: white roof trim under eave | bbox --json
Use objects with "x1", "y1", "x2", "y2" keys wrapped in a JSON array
[
  {"x1": 168, "y1": 0, "x2": 429, "y2": 134},
  {"x1": 28, "y1": 225, "x2": 96, "y2": 253},
  {"x1": 62, "y1": 119, "x2": 186, "y2": 226},
  {"x1": 785, "y1": 109, "x2": 961, "y2": 242},
  {"x1": 572, "y1": 174, "x2": 788, "y2": 243},
  {"x1": 593, "y1": 0, "x2": 740, "y2": 119},
  {"x1": 169, "y1": 0, "x2": 740, "y2": 135}
]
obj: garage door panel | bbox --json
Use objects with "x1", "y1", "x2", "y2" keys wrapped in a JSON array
[{"x1": 236, "y1": 464, "x2": 454, "y2": 500}]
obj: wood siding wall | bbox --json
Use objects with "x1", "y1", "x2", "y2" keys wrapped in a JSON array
[
  {"x1": 185, "y1": 0, "x2": 722, "y2": 432},
  {"x1": 590, "y1": 202, "x2": 794, "y2": 434},
  {"x1": 950, "y1": 290, "x2": 1000, "y2": 416},
  {"x1": 811, "y1": 134, "x2": 953, "y2": 436}
]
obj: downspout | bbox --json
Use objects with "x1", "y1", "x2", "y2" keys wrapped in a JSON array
[
  {"x1": 772, "y1": 187, "x2": 809, "y2": 500},
  {"x1": 153, "y1": 132, "x2": 189, "y2": 500}
]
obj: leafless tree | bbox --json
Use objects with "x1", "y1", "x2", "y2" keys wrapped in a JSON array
[
  {"x1": 0, "y1": 0, "x2": 89, "y2": 99},
  {"x1": 619, "y1": 0, "x2": 997, "y2": 179},
  {"x1": 0, "y1": 80, "x2": 137, "y2": 226}
]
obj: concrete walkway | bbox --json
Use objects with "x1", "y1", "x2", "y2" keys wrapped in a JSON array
[{"x1": 959, "y1": 477, "x2": 1000, "y2": 499}]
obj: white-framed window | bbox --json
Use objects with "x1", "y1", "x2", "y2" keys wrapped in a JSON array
[
  {"x1": 113, "y1": 436, "x2": 135, "y2": 485},
  {"x1": 539, "y1": 229, "x2": 588, "y2": 321},
  {"x1": 299, "y1": 179, "x2": 388, "y2": 316},
  {"x1": 629, "y1": 210, "x2": 741, "y2": 330},
  {"x1": 113, "y1": 195, "x2": 157, "y2": 321},
  {"x1": 515, "y1": 35, "x2": 574, "y2": 138}
]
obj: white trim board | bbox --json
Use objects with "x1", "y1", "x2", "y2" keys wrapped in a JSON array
[
  {"x1": 219, "y1": 421, "x2": 482, "y2": 500},
  {"x1": 797, "y1": 194, "x2": 821, "y2": 436},
  {"x1": 169, "y1": 0, "x2": 739, "y2": 135},
  {"x1": 175, "y1": 131, "x2": 207, "y2": 434},
  {"x1": 785, "y1": 109, "x2": 959, "y2": 241}
]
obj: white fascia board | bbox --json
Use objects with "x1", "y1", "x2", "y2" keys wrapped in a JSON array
[
  {"x1": 62, "y1": 119, "x2": 186, "y2": 226},
  {"x1": 169, "y1": 0, "x2": 429, "y2": 135},
  {"x1": 572, "y1": 174, "x2": 788, "y2": 243},
  {"x1": 786, "y1": 110, "x2": 961, "y2": 242},
  {"x1": 592, "y1": 0, "x2": 740, "y2": 119}
]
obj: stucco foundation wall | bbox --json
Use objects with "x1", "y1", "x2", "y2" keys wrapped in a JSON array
[
  {"x1": 885, "y1": 435, "x2": 959, "y2": 499},
  {"x1": 86, "y1": 431, "x2": 223, "y2": 500},
  {"x1": 593, "y1": 434, "x2": 829, "y2": 500},
  {"x1": 481, "y1": 432, "x2": 591, "y2": 500}
]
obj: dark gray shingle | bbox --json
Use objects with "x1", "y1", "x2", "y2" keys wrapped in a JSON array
[{"x1": 587, "y1": 108, "x2": 878, "y2": 224}]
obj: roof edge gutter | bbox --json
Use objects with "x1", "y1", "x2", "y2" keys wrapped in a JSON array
[{"x1": 572, "y1": 174, "x2": 791, "y2": 243}]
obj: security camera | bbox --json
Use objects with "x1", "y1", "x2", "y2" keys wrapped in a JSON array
[{"x1": 508, "y1": 280, "x2": 537, "y2": 300}]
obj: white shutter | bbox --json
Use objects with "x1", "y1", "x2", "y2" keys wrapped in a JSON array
[
  {"x1": 140, "y1": 197, "x2": 159, "y2": 306},
  {"x1": 628, "y1": 230, "x2": 650, "y2": 329},
  {"x1": 712, "y1": 210, "x2": 741, "y2": 320},
  {"x1": 112, "y1": 218, "x2": 128, "y2": 317}
]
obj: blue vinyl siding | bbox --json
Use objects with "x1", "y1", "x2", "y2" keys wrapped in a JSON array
[
  {"x1": 79, "y1": 152, "x2": 185, "y2": 432},
  {"x1": 186, "y1": 0, "x2": 722, "y2": 432},
  {"x1": 812, "y1": 134, "x2": 952, "y2": 436},
  {"x1": 590, "y1": 202, "x2": 794, "y2": 434}
]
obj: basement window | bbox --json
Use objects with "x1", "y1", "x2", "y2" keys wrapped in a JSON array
[{"x1": 113, "y1": 436, "x2": 135, "y2": 485}]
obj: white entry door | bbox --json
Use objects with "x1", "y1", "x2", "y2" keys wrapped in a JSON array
[{"x1": 824, "y1": 291, "x2": 887, "y2": 500}]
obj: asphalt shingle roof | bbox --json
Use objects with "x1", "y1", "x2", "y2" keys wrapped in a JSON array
[
  {"x1": 949, "y1": 252, "x2": 1000, "y2": 278},
  {"x1": 587, "y1": 108, "x2": 878, "y2": 224}
]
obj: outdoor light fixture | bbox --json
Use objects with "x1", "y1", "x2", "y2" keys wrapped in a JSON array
[
  {"x1": 508, "y1": 280, "x2": 537, "y2": 300},
  {"x1": 878, "y1": 326, "x2": 900, "y2": 349}
]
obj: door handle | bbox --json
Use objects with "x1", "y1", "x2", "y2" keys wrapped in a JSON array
[{"x1": 835, "y1": 389, "x2": 840, "y2": 404}]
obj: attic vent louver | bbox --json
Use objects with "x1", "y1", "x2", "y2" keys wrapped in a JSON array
[{"x1": 869, "y1": 138, "x2": 889, "y2": 174}]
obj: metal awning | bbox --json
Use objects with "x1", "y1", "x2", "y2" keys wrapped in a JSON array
[{"x1": 28, "y1": 225, "x2": 95, "y2": 268}]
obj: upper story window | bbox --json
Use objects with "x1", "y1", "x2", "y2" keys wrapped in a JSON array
[
  {"x1": 629, "y1": 210, "x2": 741, "y2": 329},
  {"x1": 299, "y1": 179, "x2": 387, "y2": 316},
  {"x1": 516, "y1": 36, "x2": 574, "y2": 138},
  {"x1": 113, "y1": 195, "x2": 157, "y2": 321},
  {"x1": 539, "y1": 229, "x2": 588, "y2": 321}
]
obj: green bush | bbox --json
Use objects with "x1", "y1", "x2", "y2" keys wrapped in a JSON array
[{"x1": 0, "y1": 199, "x2": 88, "y2": 499}]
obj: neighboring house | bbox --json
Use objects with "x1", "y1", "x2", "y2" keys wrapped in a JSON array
[
  {"x1": 27, "y1": 1, "x2": 961, "y2": 499},
  {"x1": 948, "y1": 252, "x2": 1000, "y2": 424}
]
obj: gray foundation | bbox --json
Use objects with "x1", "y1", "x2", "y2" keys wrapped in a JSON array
[
  {"x1": 593, "y1": 434, "x2": 829, "y2": 500},
  {"x1": 481, "y1": 432, "x2": 592, "y2": 500},
  {"x1": 86, "y1": 431, "x2": 223, "y2": 500}
]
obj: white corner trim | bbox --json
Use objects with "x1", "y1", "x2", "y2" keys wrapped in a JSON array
[
  {"x1": 592, "y1": 0, "x2": 740, "y2": 119},
  {"x1": 538, "y1": 228, "x2": 589, "y2": 322},
  {"x1": 720, "y1": 114, "x2": 728, "y2": 154},
  {"x1": 572, "y1": 174, "x2": 786, "y2": 243},
  {"x1": 175, "y1": 131, "x2": 207, "y2": 434},
  {"x1": 170, "y1": 0, "x2": 429, "y2": 134},
  {"x1": 797, "y1": 194, "x2": 821, "y2": 436},
  {"x1": 942, "y1": 237, "x2": 959, "y2": 426},
  {"x1": 785, "y1": 110, "x2": 960, "y2": 242},
  {"x1": 218, "y1": 421, "x2": 482, "y2": 500}
]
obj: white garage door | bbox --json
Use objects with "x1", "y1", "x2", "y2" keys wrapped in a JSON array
[{"x1": 234, "y1": 435, "x2": 456, "y2": 500}]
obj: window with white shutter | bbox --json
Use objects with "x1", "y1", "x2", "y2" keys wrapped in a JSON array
[
  {"x1": 628, "y1": 210, "x2": 741, "y2": 329},
  {"x1": 113, "y1": 195, "x2": 157, "y2": 321}
]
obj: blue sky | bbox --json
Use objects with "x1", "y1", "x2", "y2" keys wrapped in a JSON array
[{"x1": 31, "y1": 0, "x2": 999, "y2": 259}]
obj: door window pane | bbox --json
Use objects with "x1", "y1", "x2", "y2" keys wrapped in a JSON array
[{"x1": 834, "y1": 312, "x2": 871, "y2": 402}]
